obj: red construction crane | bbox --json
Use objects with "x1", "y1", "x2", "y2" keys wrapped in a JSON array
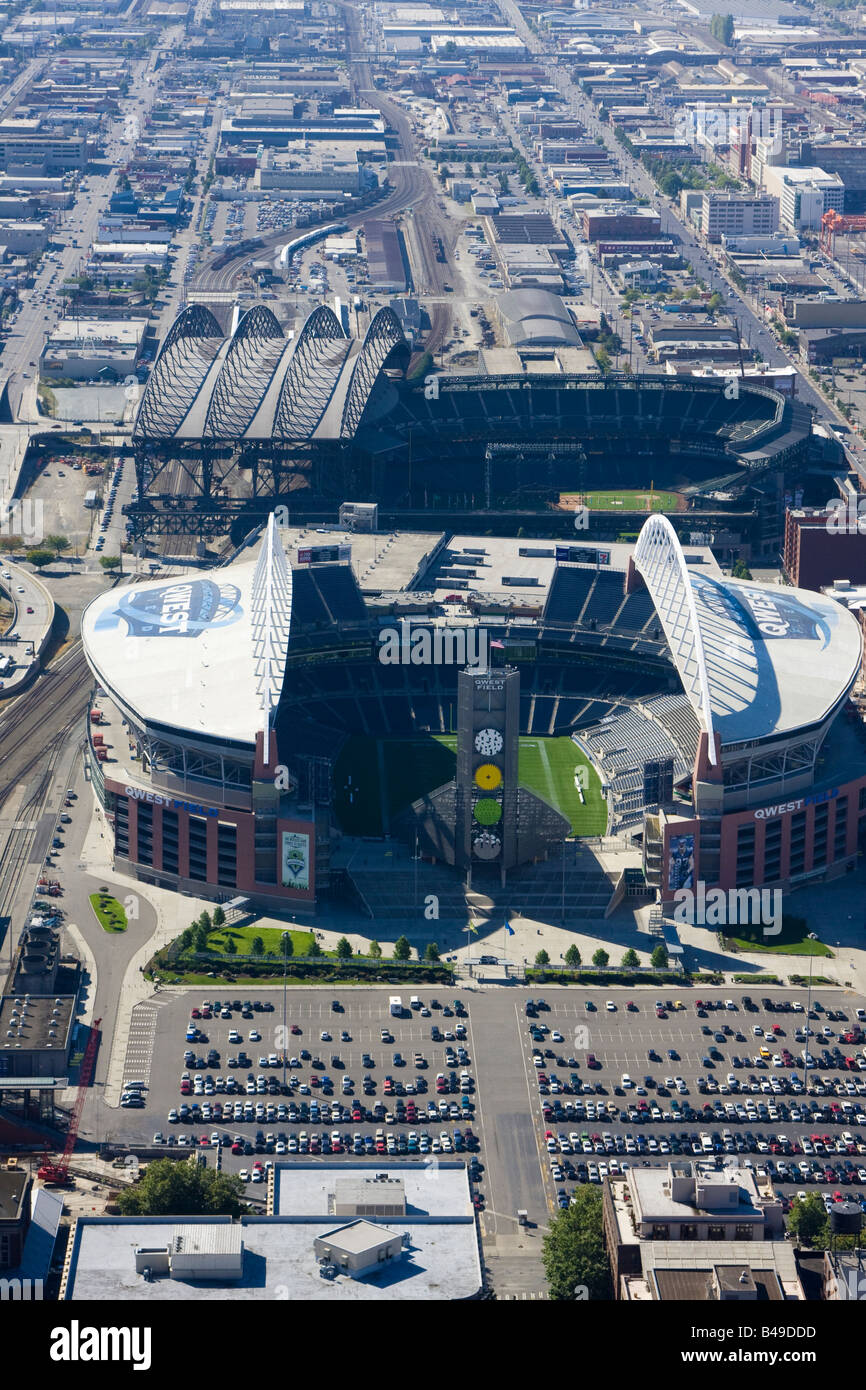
[
  {"x1": 37, "y1": 1017, "x2": 102, "y2": 1188},
  {"x1": 820, "y1": 208, "x2": 866, "y2": 256}
]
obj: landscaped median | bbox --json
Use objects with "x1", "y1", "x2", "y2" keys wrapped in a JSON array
[
  {"x1": 145, "y1": 915, "x2": 454, "y2": 986},
  {"x1": 90, "y1": 891, "x2": 127, "y2": 933}
]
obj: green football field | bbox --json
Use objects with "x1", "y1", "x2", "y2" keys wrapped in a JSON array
[
  {"x1": 332, "y1": 734, "x2": 607, "y2": 837},
  {"x1": 560, "y1": 489, "x2": 680, "y2": 512}
]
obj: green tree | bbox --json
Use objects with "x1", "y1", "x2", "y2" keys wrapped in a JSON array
[
  {"x1": 25, "y1": 548, "x2": 54, "y2": 569},
  {"x1": 336, "y1": 936, "x2": 353, "y2": 960},
  {"x1": 707, "y1": 292, "x2": 723, "y2": 313},
  {"x1": 179, "y1": 927, "x2": 194, "y2": 951},
  {"x1": 535, "y1": 949, "x2": 550, "y2": 966},
  {"x1": 710, "y1": 12, "x2": 735, "y2": 46},
  {"x1": 542, "y1": 1186, "x2": 613, "y2": 1300},
  {"x1": 0, "y1": 535, "x2": 22, "y2": 553},
  {"x1": 592, "y1": 948, "x2": 610, "y2": 967},
  {"x1": 594, "y1": 346, "x2": 612, "y2": 374},
  {"x1": 116, "y1": 1157, "x2": 245, "y2": 1217},
  {"x1": 394, "y1": 934, "x2": 412, "y2": 961},
  {"x1": 650, "y1": 943, "x2": 669, "y2": 969},
  {"x1": 731, "y1": 558, "x2": 753, "y2": 580},
  {"x1": 424, "y1": 941, "x2": 440, "y2": 961},
  {"x1": 199, "y1": 910, "x2": 212, "y2": 932},
  {"x1": 251, "y1": 935, "x2": 265, "y2": 957},
  {"x1": 368, "y1": 939, "x2": 382, "y2": 959},
  {"x1": 788, "y1": 1192, "x2": 830, "y2": 1247},
  {"x1": 224, "y1": 937, "x2": 237, "y2": 956},
  {"x1": 193, "y1": 922, "x2": 209, "y2": 953},
  {"x1": 98, "y1": 554, "x2": 121, "y2": 571},
  {"x1": 212, "y1": 905, "x2": 225, "y2": 928},
  {"x1": 622, "y1": 947, "x2": 640, "y2": 969},
  {"x1": 307, "y1": 937, "x2": 322, "y2": 958},
  {"x1": 44, "y1": 533, "x2": 70, "y2": 554},
  {"x1": 565, "y1": 944, "x2": 581, "y2": 968}
]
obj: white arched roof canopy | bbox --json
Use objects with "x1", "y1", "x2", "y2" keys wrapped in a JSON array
[{"x1": 634, "y1": 514, "x2": 717, "y2": 766}]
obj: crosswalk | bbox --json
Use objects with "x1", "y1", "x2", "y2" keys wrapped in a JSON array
[{"x1": 121, "y1": 1002, "x2": 163, "y2": 1087}]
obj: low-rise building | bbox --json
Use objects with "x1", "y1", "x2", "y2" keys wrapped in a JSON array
[{"x1": 40, "y1": 316, "x2": 148, "y2": 381}]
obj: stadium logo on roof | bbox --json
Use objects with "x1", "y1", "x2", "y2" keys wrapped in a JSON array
[
  {"x1": 694, "y1": 577, "x2": 831, "y2": 646},
  {"x1": 94, "y1": 579, "x2": 243, "y2": 640}
]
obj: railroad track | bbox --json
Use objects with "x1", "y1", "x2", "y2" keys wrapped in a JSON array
[
  {"x1": 0, "y1": 732, "x2": 69, "y2": 938},
  {"x1": 0, "y1": 643, "x2": 91, "y2": 815},
  {"x1": 190, "y1": 1, "x2": 458, "y2": 360}
]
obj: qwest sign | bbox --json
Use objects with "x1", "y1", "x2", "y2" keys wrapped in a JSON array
[
  {"x1": 124, "y1": 787, "x2": 219, "y2": 817},
  {"x1": 753, "y1": 789, "x2": 838, "y2": 821}
]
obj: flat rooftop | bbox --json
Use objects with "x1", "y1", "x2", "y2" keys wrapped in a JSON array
[
  {"x1": 0, "y1": 1167, "x2": 28, "y2": 1222},
  {"x1": 278, "y1": 525, "x2": 442, "y2": 595},
  {"x1": 64, "y1": 1162, "x2": 480, "y2": 1301},
  {"x1": 0, "y1": 994, "x2": 75, "y2": 1055}
]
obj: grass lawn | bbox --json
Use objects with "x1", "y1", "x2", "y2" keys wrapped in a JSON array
[
  {"x1": 332, "y1": 734, "x2": 606, "y2": 837},
  {"x1": 722, "y1": 919, "x2": 834, "y2": 956},
  {"x1": 198, "y1": 926, "x2": 316, "y2": 958},
  {"x1": 560, "y1": 489, "x2": 680, "y2": 512},
  {"x1": 89, "y1": 892, "x2": 127, "y2": 933}
]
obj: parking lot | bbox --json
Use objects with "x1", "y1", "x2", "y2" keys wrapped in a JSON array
[
  {"x1": 115, "y1": 988, "x2": 485, "y2": 1205},
  {"x1": 516, "y1": 987, "x2": 866, "y2": 1219},
  {"x1": 106, "y1": 984, "x2": 866, "y2": 1261}
]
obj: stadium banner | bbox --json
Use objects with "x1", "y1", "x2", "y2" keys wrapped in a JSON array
[
  {"x1": 280, "y1": 828, "x2": 311, "y2": 892},
  {"x1": 667, "y1": 832, "x2": 695, "y2": 892}
]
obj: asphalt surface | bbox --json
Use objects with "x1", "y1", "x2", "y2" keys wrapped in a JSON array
[{"x1": 82, "y1": 981, "x2": 866, "y2": 1296}]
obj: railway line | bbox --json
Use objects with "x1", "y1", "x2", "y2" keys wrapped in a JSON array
[
  {"x1": 0, "y1": 643, "x2": 91, "y2": 814},
  {"x1": 190, "y1": 0, "x2": 457, "y2": 356}
]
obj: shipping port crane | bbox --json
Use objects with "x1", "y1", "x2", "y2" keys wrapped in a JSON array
[{"x1": 820, "y1": 209, "x2": 866, "y2": 256}]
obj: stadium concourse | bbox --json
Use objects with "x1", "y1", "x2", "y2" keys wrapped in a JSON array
[
  {"x1": 124, "y1": 302, "x2": 814, "y2": 537},
  {"x1": 79, "y1": 514, "x2": 865, "y2": 924}
]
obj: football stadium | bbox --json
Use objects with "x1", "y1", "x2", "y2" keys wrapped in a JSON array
[{"x1": 80, "y1": 509, "x2": 866, "y2": 922}]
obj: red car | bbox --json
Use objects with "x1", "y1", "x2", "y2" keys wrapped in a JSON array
[
  {"x1": 656, "y1": 1009, "x2": 666, "y2": 1019},
  {"x1": 26, "y1": 605, "x2": 33, "y2": 614},
  {"x1": 290, "y1": 1024, "x2": 301, "y2": 1035},
  {"x1": 201, "y1": 1008, "x2": 212, "y2": 1019},
  {"x1": 190, "y1": 1008, "x2": 201, "y2": 1019},
  {"x1": 231, "y1": 1143, "x2": 243, "y2": 1155},
  {"x1": 587, "y1": 1054, "x2": 598, "y2": 1069},
  {"x1": 626, "y1": 1001, "x2": 637, "y2": 1012}
]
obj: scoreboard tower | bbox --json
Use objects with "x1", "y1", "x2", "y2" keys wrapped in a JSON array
[{"x1": 455, "y1": 665, "x2": 520, "y2": 873}]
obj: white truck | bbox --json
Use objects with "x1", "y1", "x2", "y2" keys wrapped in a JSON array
[{"x1": 389, "y1": 996, "x2": 403, "y2": 1017}]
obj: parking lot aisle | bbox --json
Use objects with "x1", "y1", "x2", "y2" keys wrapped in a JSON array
[{"x1": 467, "y1": 995, "x2": 553, "y2": 1238}]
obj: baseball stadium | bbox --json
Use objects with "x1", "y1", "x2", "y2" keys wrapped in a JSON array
[{"x1": 125, "y1": 303, "x2": 815, "y2": 544}]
